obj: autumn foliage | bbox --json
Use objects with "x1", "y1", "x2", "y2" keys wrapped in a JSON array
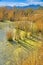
[
  {"x1": 0, "y1": 7, "x2": 43, "y2": 32},
  {"x1": 6, "y1": 31, "x2": 13, "y2": 41}
]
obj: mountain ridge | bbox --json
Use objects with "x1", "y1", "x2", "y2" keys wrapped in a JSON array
[{"x1": 0, "y1": 4, "x2": 43, "y2": 9}]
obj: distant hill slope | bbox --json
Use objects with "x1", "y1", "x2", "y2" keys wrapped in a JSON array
[
  {"x1": 0, "y1": 4, "x2": 42, "y2": 9},
  {"x1": 5, "y1": 5, "x2": 43, "y2": 9},
  {"x1": 16, "y1": 5, "x2": 41, "y2": 9}
]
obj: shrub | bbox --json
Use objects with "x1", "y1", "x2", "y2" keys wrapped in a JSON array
[{"x1": 6, "y1": 31, "x2": 13, "y2": 41}]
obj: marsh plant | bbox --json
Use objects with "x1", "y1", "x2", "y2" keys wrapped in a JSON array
[{"x1": 6, "y1": 31, "x2": 13, "y2": 41}]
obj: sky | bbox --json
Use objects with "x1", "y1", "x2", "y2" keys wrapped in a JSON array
[{"x1": 0, "y1": 0, "x2": 43, "y2": 6}]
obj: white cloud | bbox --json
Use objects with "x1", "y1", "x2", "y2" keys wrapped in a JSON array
[
  {"x1": 0, "y1": 2, "x2": 29, "y2": 7},
  {"x1": 28, "y1": 2, "x2": 43, "y2": 6},
  {"x1": 0, "y1": 1, "x2": 43, "y2": 7},
  {"x1": 27, "y1": 0, "x2": 42, "y2": 2}
]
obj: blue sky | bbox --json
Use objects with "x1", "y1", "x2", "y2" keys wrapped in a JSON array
[
  {"x1": 0, "y1": 0, "x2": 43, "y2": 6},
  {"x1": 0, "y1": 0, "x2": 43, "y2": 2}
]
